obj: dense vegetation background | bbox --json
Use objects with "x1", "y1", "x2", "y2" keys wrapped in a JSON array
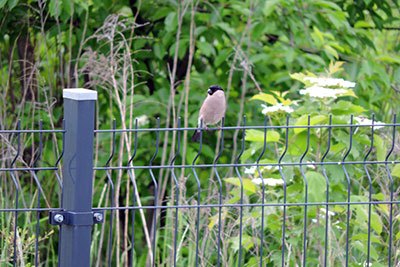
[{"x1": 1, "y1": 0, "x2": 400, "y2": 266}]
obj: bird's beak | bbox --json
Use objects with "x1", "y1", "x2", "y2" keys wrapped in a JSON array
[{"x1": 207, "y1": 89, "x2": 212, "y2": 95}]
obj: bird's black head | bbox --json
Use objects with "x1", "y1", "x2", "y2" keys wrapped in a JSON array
[{"x1": 207, "y1": 85, "x2": 224, "y2": 95}]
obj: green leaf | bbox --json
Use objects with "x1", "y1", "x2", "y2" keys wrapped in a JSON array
[
  {"x1": 245, "y1": 129, "x2": 280, "y2": 143},
  {"x1": 0, "y1": 0, "x2": 7, "y2": 8},
  {"x1": 7, "y1": 0, "x2": 18, "y2": 9},
  {"x1": 224, "y1": 178, "x2": 258, "y2": 195},
  {"x1": 374, "y1": 134, "x2": 386, "y2": 161},
  {"x1": 294, "y1": 115, "x2": 327, "y2": 134},
  {"x1": 307, "y1": 171, "x2": 326, "y2": 202},
  {"x1": 370, "y1": 208, "x2": 383, "y2": 234},
  {"x1": 263, "y1": 0, "x2": 280, "y2": 17},
  {"x1": 216, "y1": 22, "x2": 236, "y2": 36},
  {"x1": 49, "y1": 0, "x2": 62, "y2": 18},
  {"x1": 230, "y1": 234, "x2": 256, "y2": 252},
  {"x1": 250, "y1": 93, "x2": 278, "y2": 105},
  {"x1": 324, "y1": 45, "x2": 338, "y2": 59},
  {"x1": 62, "y1": 0, "x2": 73, "y2": 17},
  {"x1": 164, "y1": 12, "x2": 177, "y2": 32},
  {"x1": 197, "y1": 42, "x2": 215, "y2": 57},
  {"x1": 289, "y1": 72, "x2": 316, "y2": 86},
  {"x1": 331, "y1": 101, "x2": 365, "y2": 115},
  {"x1": 391, "y1": 164, "x2": 400, "y2": 178},
  {"x1": 117, "y1": 6, "x2": 133, "y2": 17}
]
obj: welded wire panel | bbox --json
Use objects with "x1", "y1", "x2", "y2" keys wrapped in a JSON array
[
  {"x1": 0, "y1": 121, "x2": 64, "y2": 267},
  {"x1": 92, "y1": 116, "x2": 400, "y2": 267}
]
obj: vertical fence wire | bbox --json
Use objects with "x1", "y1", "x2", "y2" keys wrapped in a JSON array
[
  {"x1": 105, "y1": 120, "x2": 116, "y2": 266},
  {"x1": 234, "y1": 116, "x2": 246, "y2": 267},
  {"x1": 385, "y1": 114, "x2": 397, "y2": 267},
  {"x1": 299, "y1": 115, "x2": 311, "y2": 266},
  {"x1": 321, "y1": 115, "x2": 332, "y2": 267},
  {"x1": 256, "y1": 116, "x2": 267, "y2": 267},
  {"x1": 9, "y1": 120, "x2": 21, "y2": 267},
  {"x1": 363, "y1": 114, "x2": 375, "y2": 266},
  {"x1": 278, "y1": 116, "x2": 289, "y2": 267},
  {"x1": 170, "y1": 118, "x2": 181, "y2": 267},
  {"x1": 213, "y1": 118, "x2": 225, "y2": 267},
  {"x1": 342, "y1": 115, "x2": 354, "y2": 267},
  {"x1": 191, "y1": 119, "x2": 203, "y2": 267},
  {"x1": 149, "y1": 117, "x2": 160, "y2": 267},
  {"x1": 32, "y1": 120, "x2": 43, "y2": 267},
  {"x1": 128, "y1": 118, "x2": 138, "y2": 267}
]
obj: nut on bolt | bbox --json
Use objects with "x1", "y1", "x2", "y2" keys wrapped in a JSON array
[
  {"x1": 93, "y1": 212, "x2": 103, "y2": 222},
  {"x1": 54, "y1": 214, "x2": 64, "y2": 223}
]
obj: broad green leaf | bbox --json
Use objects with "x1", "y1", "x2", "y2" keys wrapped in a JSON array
[
  {"x1": 354, "y1": 20, "x2": 373, "y2": 28},
  {"x1": 370, "y1": 208, "x2": 383, "y2": 234},
  {"x1": 294, "y1": 115, "x2": 327, "y2": 134},
  {"x1": 230, "y1": 234, "x2": 256, "y2": 252},
  {"x1": 263, "y1": 0, "x2": 280, "y2": 17},
  {"x1": 289, "y1": 72, "x2": 316, "y2": 86},
  {"x1": 117, "y1": 6, "x2": 133, "y2": 17},
  {"x1": 374, "y1": 134, "x2": 386, "y2": 161},
  {"x1": 164, "y1": 12, "x2": 177, "y2": 32},
  {"x1": 314, "y1": 0, "x2": 341, "y2": 11},
  {"x1": 307, "y1": 171, "x2": 326, "y2": 202},
  {"x1": 324, "y1": 45, "x2": 338, "y2": 59},
  {"x1": 216, "y1": 22, "x2": 236, "y2": 36},
  {"x1": 197, "y1": 42, "x2": 215, "y2": 57},
  {"x1": 250, "y1": 93, "x2": 278, "y2": 105},
  {"x1": 376, "y1": 55, "x2": 400, "y2": 64},
  {"x1": 0, "y1": 0, "x2": 7, "y2": 8},
  {"x1": 245, "y1": 129, "x2": 280, "y2": 142},
  {"x1": 49, "y1": 0, "x2": 62, "y2": 18},
  {"x1": 331, "y1": 101, "x2": 365, "y2": 115},
  {"x1": 62, "y1": 0, "x2": 73, "y2": 17},
  {"x1": 391, "y1": 164, "x2": 400, "y2": 178},
  {"x1": 224, "y1": 178, "x2": 258, "y2": 195},
  {"x1": 7, "y1": 0, "x2": 18, "y2": 9}
]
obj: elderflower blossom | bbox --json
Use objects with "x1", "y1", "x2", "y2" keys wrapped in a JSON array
[
  {"x1": 304, "y1": 77, "x2": 356, "y2": 88},
  {"x1": 244, "y1": 165, "x2": 279, "y2": 175},
  {"x1": 252, "y1": 178, "x2": 284, "y2": 186},
  {"x1": 320, "y1": 208, "x2": 335, "y2": 217},
  {"x1": 135, "y1": 115, "x2": 149, "y2": 127},
  {"x1": 353, "y1": 117, "x2": 385, "y2": 129},
  {"x1": 311, "y1": 208, "x2": 336, "y2": 223},
  {"x1": 261, "y1": 103, "x2": 294, "y2": 115},
  {"x1": 244, "y1": 166, "x2": 257, "y2": 175},
  {"x1": 299, "y1": 86, "x2": 348, "y2": 99}
]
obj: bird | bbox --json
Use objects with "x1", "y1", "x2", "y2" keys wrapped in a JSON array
[{"x1": 191, "y1": 85, "x2": 226, "y2": 142}]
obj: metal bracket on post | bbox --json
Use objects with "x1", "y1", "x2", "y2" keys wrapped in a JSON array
[{"x1": 49, "y1": 210, "x2": 104, "y2": 226}]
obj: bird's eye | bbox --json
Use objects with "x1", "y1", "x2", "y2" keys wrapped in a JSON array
[{"x1": 208, "y1": 89, "x2": 212, "y2": 94}]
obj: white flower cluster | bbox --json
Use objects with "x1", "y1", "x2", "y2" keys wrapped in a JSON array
[
  {"x1": 299, "y1": 77, "x2": 356, "y2": 99},
  {"x1": 244, "y1": 166, "x2": 257, "y2": 174},
  {"x1": 311, "y1": 208, "x2": 336, "y2": 223},
  {"x1": 304, "y1": 77, "x2": 356, "y2": 88},
  {"x1": 135, "y1": 115, "x2": 149, "y2": 126},
  {"x1": 261, "y1": 103, "x2": 294, "y2": 115},
  {"x1": 252, "y1": 178, "x2": 284, "y2": 186},
  {"x1": 244, "y1": 164, "x2": 278, "y2": 175},
  {"x1": 353, "y1": 117, "x2": 385, "y2": 129},
  {"x1": 299, "y1": 86, "x2": 348, "y2": 99}
]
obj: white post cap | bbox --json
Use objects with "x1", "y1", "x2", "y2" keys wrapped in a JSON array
[{"x1": 63, "y1": 88, "x2": 98, "y2": 100}]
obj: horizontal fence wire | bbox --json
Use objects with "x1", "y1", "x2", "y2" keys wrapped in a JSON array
[{"x1": 0, "y1": 116, "x2": 399, "y2": 266}]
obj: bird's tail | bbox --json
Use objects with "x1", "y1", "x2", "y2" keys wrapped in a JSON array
[{"x1": 191, "y1": 130, "x2": 201, "y2": 142}]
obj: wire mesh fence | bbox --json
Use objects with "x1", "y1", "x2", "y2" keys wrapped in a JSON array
[{"x1": 0, "y1": 90, "x2": 399, "y2": 266}]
